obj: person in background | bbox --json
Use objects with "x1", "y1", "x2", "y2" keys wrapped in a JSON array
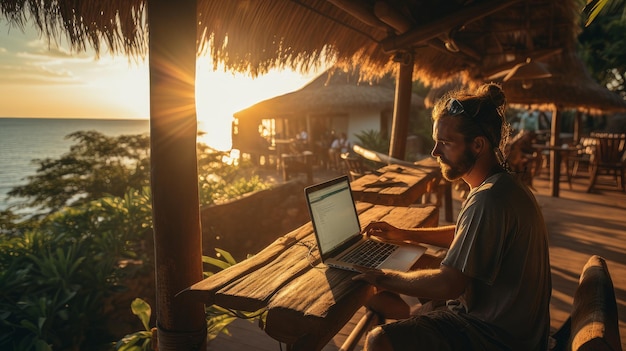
[
  {"x1": 354, "y1": 83, "x2": 552, "y2": 351},
  {"x1": 328, "y1": 132, "x2": 351, "y2": 169}
]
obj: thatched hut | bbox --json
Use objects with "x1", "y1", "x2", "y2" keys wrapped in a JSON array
[{"x1": 232, "y1": 67, "x2": 425, "y2": 161}]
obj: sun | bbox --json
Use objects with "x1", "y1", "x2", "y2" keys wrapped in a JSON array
[{"x1": 194, "y1": 57, "x2": 321, "y2": 151}]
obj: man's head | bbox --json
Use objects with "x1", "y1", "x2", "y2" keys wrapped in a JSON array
[{"x1": 430, "y1": 83, "x2": 510, "y2": 181}]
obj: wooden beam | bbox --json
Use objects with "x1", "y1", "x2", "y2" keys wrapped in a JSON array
[
  {"x1": 549, "y1": 106, "x2": 562, "y2": 197},
  {"x1": 380, "y1": 0, "x2": 522, "y2": 53},
  {"x1": 426, "y1": 38, "x2": 481, "y2": 62},
  {"x1": 389, "y1": 52, "x2": 414, "y2": 160},
  {"x1": 327, "y1": 0, "x2": 392, "y2": 32},
  {"x1": 374, "y1": 1, "x2": 412, "y2": 34}
]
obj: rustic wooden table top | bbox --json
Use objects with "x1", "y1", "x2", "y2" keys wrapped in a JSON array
[
  {"x1": 349, "y1": 164, "x2": 440, "y2": 207},
  {"x1": 180, "y1": 202, "x2": 440, "y2": 351}
]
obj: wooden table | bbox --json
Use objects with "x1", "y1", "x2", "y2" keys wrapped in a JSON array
[
  {"x1": 350, "y1": 158, "x2": 454, "y2": 223},
  {"x1": 350, "y1": 164, "x2": 438, "y2": 207},
  {"x1": 532, "y1": 143, "x2": 581, "y2": 197},
  {"x1": 179, "y1": 202, "x2": 440, "y2": 351}
]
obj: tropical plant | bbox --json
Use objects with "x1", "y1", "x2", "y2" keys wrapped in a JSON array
[
  {"x1": 115, "y1": 249, "x2": 266, "y2": 350},
  {"x1": 196, "y1": 143, "x2": 270, "y2": 205},
  {"x1": 578, "y1": 13, "x2": 626, "y2": 99},
  {"x1": 1, "y1": 130, "x2": 272, "y2": 350},
  {"x1": 114, "y1": 298, "x2": 154, "y2": 351},
  {"x1": 353, "y1": 129, "x2": 389, "y2": 154},
  {"x1": 0, "y1": 187, "x2": 154, "y2": 351},
  {"x1": 582, "y1": 0, "x2": 626, "y2": 26},
  {"x1": 7, "y1": 131, "x2": 151, "y2": 214},
  {"x1": 6, "y1": 132, "x2": 270, "y2": 215}
]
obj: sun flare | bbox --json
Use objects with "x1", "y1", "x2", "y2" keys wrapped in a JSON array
[{"x1": 194, "y1": 57, "x2": 320, "y2": 151}]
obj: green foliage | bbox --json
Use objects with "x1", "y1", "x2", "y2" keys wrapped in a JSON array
[
  {"x1": 8, "y1": 131, "x2": 151, "y2": 214},
  {"x1": 578, "y1": 12, "x2": 626, "y2": 99},
  {"x1": 6, "y1": 132, "x2": 270, "y2": 215},
  {"x1": 582, "y1": 0, "x2": 626, "y2": 26},
  {"x1": 1, "y1": 131, "x2": 272, "y2": 350},
  {"x1": 197, "y1": 144, "x2": 270, "y2": 205},
  {"x1": 115, "y1": 249, "x2": 266, "y2": 350},
  {"x1": 202, "y1": 249, "x2": 266, "y2": 341},
  {"x1": 0, "y1": 230, "x2": 113, "y2": 351},
  {"x1": 0, "y1": 188, "x2": 154, "y2": 351},
  {"x1": 115, "y1": 298, "x2": 153, "y2": 351},
  {"x1": 353, "y1": 129, "x2": 389, "y2": 154}
]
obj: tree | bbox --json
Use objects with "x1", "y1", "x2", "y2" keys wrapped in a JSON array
[
  {"x1": 7, "y1": 131, "x2": 151, "y2": 214},
  {"x1": 578, "y1": 13, "x2": 626, "y2": 99},
  {"x1": 582, "y1": 0, "x2": 626, "y2": 26}
]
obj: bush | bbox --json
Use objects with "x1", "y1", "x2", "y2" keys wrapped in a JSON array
[
  {"x1": 0, "y1": 132, "x2": 272, "y2": 350},
  {"x1": 0, "y1": 188, "x2": 153, "y2": 351}
]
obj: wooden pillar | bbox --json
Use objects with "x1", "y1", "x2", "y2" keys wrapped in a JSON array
[
  {"x1": 573, "y1": 110, "x2": 582, "y2": 143},
  {"x1": 549, "y1": 106, "x2": 562, "y2": 197},
  {"x1": 389, "y1": 51, "x2": 414, "y2": 161},
  {"x1": 148, "y1": 0, "x2": 206, "y2": 349}
]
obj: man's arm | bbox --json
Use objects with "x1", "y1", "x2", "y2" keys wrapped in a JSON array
[
  {"x1": 353, "y1": 264, "x2": 468, "y2": 301},
  {"x1": 364, "y1": 221, "x2": 455, "y2": 248}
]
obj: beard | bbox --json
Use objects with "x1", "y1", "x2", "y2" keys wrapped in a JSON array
[{"x1": 438, "y1": 147, "x2": 476, "y2": 181}]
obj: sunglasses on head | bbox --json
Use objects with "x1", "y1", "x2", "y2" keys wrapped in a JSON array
[{"x1": 446, "y1": 98, "x2": 479, "y2": 118}]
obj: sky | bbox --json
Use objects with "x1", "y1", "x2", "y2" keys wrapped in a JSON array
[{"x1": 0, "y1": 20, "x2": 323, "y2": 150}]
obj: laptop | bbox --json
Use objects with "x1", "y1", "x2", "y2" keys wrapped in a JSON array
[{"x1": 304, "y1": 175, "x2": 426, "y2": 272}]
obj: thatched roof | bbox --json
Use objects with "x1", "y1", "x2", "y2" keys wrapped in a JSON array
[
  {"x1": 234, "y1": 67, "x2": 424, "y2": 120},
  {"x1": 424, "y1": 51, "x2": 626, "y2": 114},
  {"x1": 2, "y1": 0, "x2": 582, "y2": 86},
  {"x1": 502, "y1": 52, "x2": 626, "y2": 114}
]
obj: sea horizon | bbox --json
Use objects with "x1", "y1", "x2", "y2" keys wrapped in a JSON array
[
  {"x1": 0, "y1": 117, "x2": 151, "y2": 212},
  {"x1": 1, "y1": 116, "x2": 149, "y2": 121}
]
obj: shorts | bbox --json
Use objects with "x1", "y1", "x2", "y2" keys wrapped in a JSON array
[{"x1": 380, "y1": 310, "x2": 512, "y2": 351}]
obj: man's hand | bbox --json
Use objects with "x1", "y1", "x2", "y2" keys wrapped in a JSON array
[
  {"x1": 352, "y1": 265, "x2": 386, "y2": 286},
  {"x1": 363, "y1": 221, "x2": 400, "y2": 241}
]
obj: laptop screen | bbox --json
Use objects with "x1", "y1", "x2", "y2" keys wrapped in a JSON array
[{"x1": 305, "y1": 176, "x2": 361, "y2": 256}]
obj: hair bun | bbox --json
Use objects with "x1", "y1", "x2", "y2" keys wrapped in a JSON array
[{"x1": 477, "y1": 83, "x2": 506, "y2": 108}]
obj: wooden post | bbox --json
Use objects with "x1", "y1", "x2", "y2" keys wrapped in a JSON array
[
  {"x1": 389, "y1": 51, "x2": 414, "y2": 161},
  {"x1": 549, "y1": 106, "x2": 562, "y2": 197},
  {"x1": 573, "y1": 110, "x2": 582, "y2": 143},
  {"x1": 148, "y1": 0, "x2": 206, "y2": 349}
]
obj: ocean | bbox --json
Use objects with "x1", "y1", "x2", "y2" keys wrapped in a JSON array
[{"x1": 0, "y1": 118, "x2": 150, "y2": 211}]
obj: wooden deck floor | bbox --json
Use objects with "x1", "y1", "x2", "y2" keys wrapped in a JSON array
[{"x1": 208, "y1": 170, "x2": 626, "y2": 351}]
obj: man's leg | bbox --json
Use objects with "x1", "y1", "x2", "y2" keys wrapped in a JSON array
[{"x1": 364, "y1": 326, "x2": 394, "y2": 351}]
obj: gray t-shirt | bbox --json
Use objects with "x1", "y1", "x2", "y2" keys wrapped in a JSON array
[{"x1": 441, "y1": 172, "x2": 551, "y2": 351}]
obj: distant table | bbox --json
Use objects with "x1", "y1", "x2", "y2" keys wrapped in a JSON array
[
  {"x1": 532, "y1": 144, "x2": 581, "y2": 197},
  {"x1": 180, "y1": 202, "x2": 440, "y2": 351},
  {"x1": 413, "y1": 157, "x2": 454, "y2": 223},
  {"x1": 349, "y1": 159, "x2": 453, "y2": 223},
  {"x1": 350, "y1": 164, "x2": 438, "y2": 207}
]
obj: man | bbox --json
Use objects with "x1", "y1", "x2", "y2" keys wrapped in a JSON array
[{"x1": 354, "y1": 83, "x2": 551, "y2": 351}]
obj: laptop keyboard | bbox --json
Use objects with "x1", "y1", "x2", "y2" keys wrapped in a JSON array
[{"x1": 342, "y1": 240, "x2": 399, "y2": 268}]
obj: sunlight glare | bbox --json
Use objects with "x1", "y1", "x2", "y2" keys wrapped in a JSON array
[{"x1": 195, "y1": 56, "x2": 319, "y2": 151}]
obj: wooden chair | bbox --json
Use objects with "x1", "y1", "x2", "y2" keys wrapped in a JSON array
[
  {"x1": 506, "y1": 130, "x2": 539, "y2": 188},
  {"x1": 341, "y1": 154, "x2": 370, "y2": 181},
  {"x1": 281, "y1": 151, "x2": 313, "y2": 183},
  {"x1": 569, "y1": 137, "x2": 597, "y2": 178},
  {"x1": 586, "y1": 133, "x2": 626, "y2": 193},
  {"x1": 551, "y1": 255, "x2": 622, "y2": 351}
]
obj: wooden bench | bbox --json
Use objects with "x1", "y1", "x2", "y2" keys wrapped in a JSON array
[{"x1": 552, "y1": 255, "x2": 622, "y2": 351}]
